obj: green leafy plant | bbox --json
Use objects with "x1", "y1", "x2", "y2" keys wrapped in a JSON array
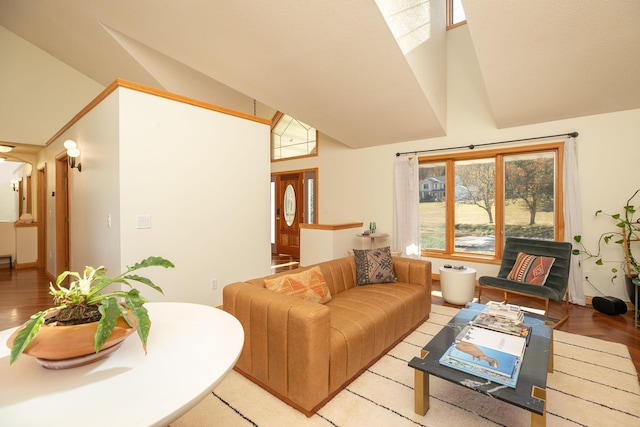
[
  {"x1": 572, "y1": 189, "x2": 640, "y2": 281},
  {"x1": 9, "y1": 256, "x2": 174, "y2": 365}
]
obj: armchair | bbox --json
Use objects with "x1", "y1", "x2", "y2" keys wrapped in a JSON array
[{"x1": 478, "y1": 237, "x2": 572, "y2": 327}]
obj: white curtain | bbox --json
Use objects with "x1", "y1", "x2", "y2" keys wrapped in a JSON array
[
  {"x1": 394, "y1": 156, "x2": 420, "y2": 257},
  {"x1": 563, "y1": 136, "x2": 586, "y2": 305}
]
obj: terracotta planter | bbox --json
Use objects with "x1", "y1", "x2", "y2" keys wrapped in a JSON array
[{"x1": 6, "y1": 309, "x2": 137, "y2": 363}]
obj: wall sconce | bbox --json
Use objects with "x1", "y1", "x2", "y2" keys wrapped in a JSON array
[{"x1": 64, "y1": 139, "x2": 82, "y2": 172}]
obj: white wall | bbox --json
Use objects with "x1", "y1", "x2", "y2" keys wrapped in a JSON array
[
  {"x1": 117, "y1": 88, "x2": 271, "y2": 305},
  {"x1": 0, "y1": 165, "x2": 19, "y2": 221},
  {"x1": 300, "y1": 226, "x2": 364, "y2": 266},
  {"x1": 35, "y1": 86, "x2": 271, "y2": 307},
  {"x1": 0, "y1": 25, "x2": 103, "y2": 146},
  {"x1": 0, "y1": 25, "x2": 101, "y2": 267},
  {"x1": 272, "y1": 25, "x2": 640, "y2": 302},
  {"x1": 34, "y1": 92, "x2": 121, "y2": 277}
]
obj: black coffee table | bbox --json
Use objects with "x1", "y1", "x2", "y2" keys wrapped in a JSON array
[{"x1": 408, "y1": 303, "x2": 554, "y2": 426}]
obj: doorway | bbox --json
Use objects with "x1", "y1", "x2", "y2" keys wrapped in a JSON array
[{"x1": 271, "y1": 169, "x2": 317, "y2": 258}]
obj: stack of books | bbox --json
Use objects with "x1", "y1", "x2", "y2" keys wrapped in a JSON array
[
  {"x1": 481, "y1": 301, "x2": 525, "y2": 325},
  {"x1": 472, "y1": 302, "x2": 531, "y2": 343},
  {"x1": 439, "y1": 302, "x2": 528, "y2": 388}
]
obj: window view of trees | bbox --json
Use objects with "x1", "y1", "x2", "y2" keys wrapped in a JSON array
[
  {"x1": 455, "y1": 159, "x2": 496, "y2": 254},
  {"x1": 418, "y1": 145, "x2": 560, "y2": 259},
  {"x1": 504, "y1": 152, "x2": 555, "y2": 239}
]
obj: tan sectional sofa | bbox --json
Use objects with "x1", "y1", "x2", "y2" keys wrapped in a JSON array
[{"x1": 222, "y1": 255, "x2": 432, "y2": 416}]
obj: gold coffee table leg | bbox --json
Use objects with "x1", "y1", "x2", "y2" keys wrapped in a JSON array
[
  {"x1": 414, "y1": 350, "x2": 430, "y2": 415},
  {"x1": 531, "y1": 386, "x2": 547, "y2": 427}
]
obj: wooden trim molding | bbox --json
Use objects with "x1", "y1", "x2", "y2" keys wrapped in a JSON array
[
  {"x1": 46, "y1": 78, "x2": 271, "y2": 147},
  {"x1": 14, "y1": 222, "x2": 38, "y2": 228},
  {"x1": 299, "y1": 222, "x2": 363, "y2": 231}
]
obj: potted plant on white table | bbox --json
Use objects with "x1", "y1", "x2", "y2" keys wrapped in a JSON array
[{"x1": 7, "y1": 256, "x2": 174, "y2": 367}]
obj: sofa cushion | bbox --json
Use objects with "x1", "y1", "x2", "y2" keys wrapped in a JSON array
[
  {"x1": 353, "y1": 246, "x2": 397, "y2": 286},
  {"x1": 264, "y1": 266, "x2": 332, "y2": 303},
  {"x1": 507, "y1": 252, "x2": 555, "y2": 285},
  {"x1": 326, "y1": 282, "x2": 427, "y2": 392}
]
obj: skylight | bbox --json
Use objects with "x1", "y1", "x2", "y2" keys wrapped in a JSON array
[{"x1": 375, "y1": 0, "x2": 431, "y2": 55}]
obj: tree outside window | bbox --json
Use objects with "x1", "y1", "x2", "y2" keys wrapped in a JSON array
[
  {"x1": 455, "y1": 159, "x2": 496, "y2": 255},
  {"x1": 504, "y1": 152, "x2": 555, "y2": 240}
]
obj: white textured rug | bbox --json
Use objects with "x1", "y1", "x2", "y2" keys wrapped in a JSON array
[{"x1": 172, "y1": 306, "x2": 640, "y2": 427}]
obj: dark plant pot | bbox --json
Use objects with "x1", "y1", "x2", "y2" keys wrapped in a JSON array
[{"x1": 624, "y1": 275, "x2": 639, "y2": 307}]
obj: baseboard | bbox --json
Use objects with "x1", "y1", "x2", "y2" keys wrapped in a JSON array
[{"x1": 16, "y1": 261, "x2": 37, "y2": 269}]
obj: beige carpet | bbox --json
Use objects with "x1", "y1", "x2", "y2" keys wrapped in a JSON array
[{"x1": 172, "y1": 306, "x2": 640, "y2": 427}]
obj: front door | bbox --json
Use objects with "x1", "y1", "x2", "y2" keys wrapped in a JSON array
[{"x1": 275, "y1": 172, "x2": 302, "y2": 258}]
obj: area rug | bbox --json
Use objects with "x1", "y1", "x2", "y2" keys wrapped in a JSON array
[{"x1": 171, "y1": 306, "x2": 640, "y2": 427}]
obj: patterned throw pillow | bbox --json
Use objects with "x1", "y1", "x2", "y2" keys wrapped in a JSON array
[
  {"x1": 353, "y1": 246, "x2": 397, "y2": 286},
  {"x1": 264, "y1": 266, "x2": 332, "y2": 303},
  {"x1": 507, "y1": 252, "x2": 555, "y2": 285}
]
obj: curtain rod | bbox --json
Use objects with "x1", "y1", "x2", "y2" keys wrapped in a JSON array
[{"x1": 395, "y1": 131, "x2": 578, "y2": 157}]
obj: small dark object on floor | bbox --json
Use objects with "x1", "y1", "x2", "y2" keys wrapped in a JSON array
[{"x1": 592, "y1": 296, "x2": 628, "y2": 315}]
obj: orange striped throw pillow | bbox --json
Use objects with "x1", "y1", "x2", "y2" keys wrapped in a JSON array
[
  {"x1": 507, "y1": 252, "x2": 555, "y2": 286},
  {"x1": 264, "y1": 266, "x2": 332, "y2": 303}
]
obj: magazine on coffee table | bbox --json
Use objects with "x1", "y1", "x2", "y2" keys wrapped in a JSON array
[
  {"x1": 456, "y1": 324, "x2": 527, "y2": 359},
  {"x1": 483, "y1": 301, "x2": 524, "y2": 324},
  {"x1": 438, "y1": 308, "x2": 529, "y2": 388},
  {"x1": 438, "y1": 342, "x2": 522, "y2": 387},
  {"x1": 472, "y1": 312, "x2": 532, "y2": 343}
]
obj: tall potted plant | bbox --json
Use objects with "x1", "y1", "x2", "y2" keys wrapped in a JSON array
[{"x1": 573, "y1": 189, "x2": 640, "y2": 305}]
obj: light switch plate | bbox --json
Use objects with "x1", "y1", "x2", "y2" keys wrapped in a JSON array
[{"x1": 136, "y1": 215, "x2": 151, "y2": 229}]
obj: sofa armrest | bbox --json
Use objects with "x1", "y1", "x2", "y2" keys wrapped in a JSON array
[
  {"x1": 223, "y1": 281, "x2": 331, "y2": 412},
  {"x1": 392, "y1": 257, "x2": 432, "y2": 291},
  {"x1": 392, "y1": 257, "x2": 432, "y2": 314}
]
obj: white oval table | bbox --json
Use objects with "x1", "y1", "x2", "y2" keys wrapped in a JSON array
[{"x1": 0, "y1": 302, "x2": 244, "y2": 427}]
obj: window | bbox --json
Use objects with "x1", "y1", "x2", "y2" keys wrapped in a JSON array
[
  {"x1": 418, "y1": 143, "x2": 563, "y2": 261},
  {"x1": 271, "y1": 112, "x2": 318, "y2": 161},
  {"x1": 447, "y1": 0, "x2": 466, "y2": 29}
]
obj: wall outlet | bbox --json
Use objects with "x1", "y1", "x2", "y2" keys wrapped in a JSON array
[{"x1": 210, "y1": 278, "x2": 218, "y2": 290}]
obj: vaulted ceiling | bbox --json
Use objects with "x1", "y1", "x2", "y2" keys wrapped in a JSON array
[{"x1": 0, "y1": 0, "x2": 638, "y2": 155}]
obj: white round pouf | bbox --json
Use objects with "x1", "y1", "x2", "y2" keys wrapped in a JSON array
[{"x1": 439, "y1": 266, "x2": 477, "y2": 305}]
